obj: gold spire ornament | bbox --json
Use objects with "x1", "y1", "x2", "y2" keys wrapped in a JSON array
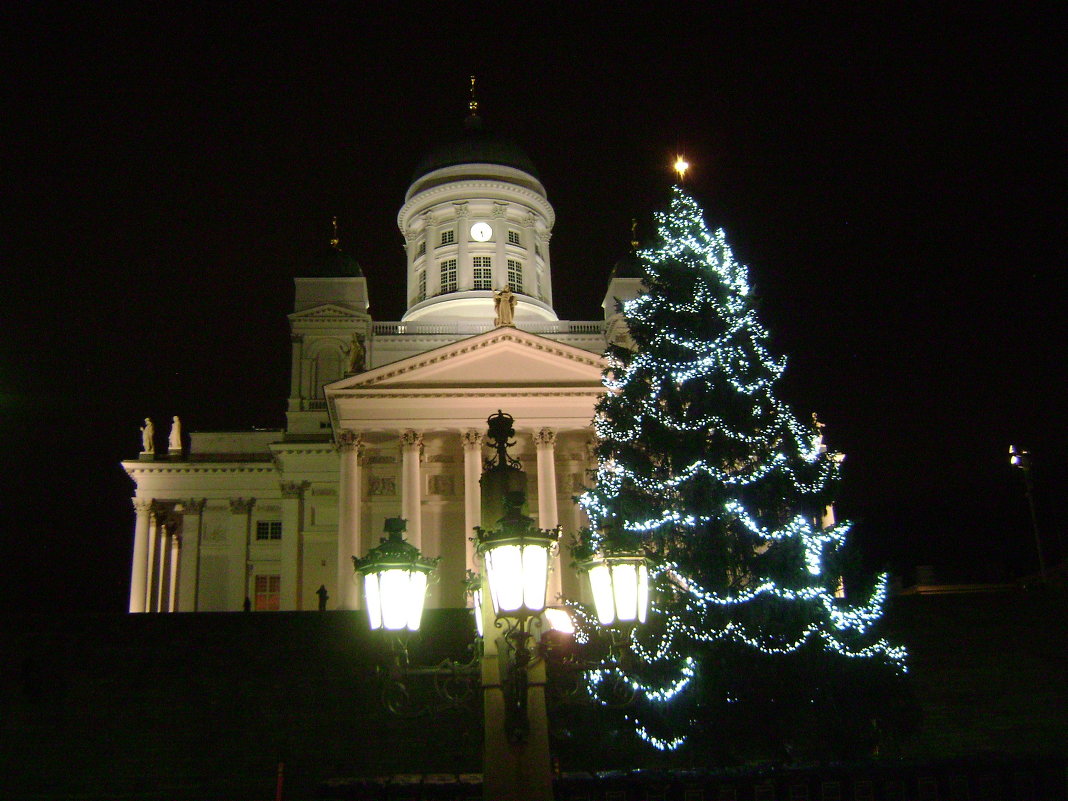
[
  {"x1": 630, "y1": 219, "x2": 639, "y2": 251},
  {"x1": 330, "y1": 216, "x2": 340, "y2": 250},
  {"x1": 673, "y1": 154, "x2": 690, "y2": 182},
  {"x1": 468, "y1": 75, "x2": 479, "y2": 116}
]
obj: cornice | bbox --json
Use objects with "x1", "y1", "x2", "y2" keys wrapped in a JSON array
[
  {"x1": 355, "y1": 331, "x2": 604, "y2": 387},
  {"x1": 124, "y1": 462, "x2": 277, "y2": 476},
  {"x1": 398, "y1": 179, "x2": 554, "y2": 230}
]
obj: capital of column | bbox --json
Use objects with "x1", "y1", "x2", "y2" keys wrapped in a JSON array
[
  {"x1": 453, "y1": 201, "x2": 469, "y2": 218},
  {"x1": 290, "y1": 333, "x2": 303, "y2": 343},
  {"x1": 461, "y1": 430, "x2": 484, "y2": 449},
  {"x1": 183, "y1": 498, "x2": 206, "y2": 514},
  {"x1": 400, "y1": 429, "x2": 423, "y2": 449},
  {"x1": 492, "y1": 202, "x2": 508, "y2": 218},
  {"x1": 229, "y1": 498, "x2": 255, "y2": 514},
  {"x1": 532, "y1": 427, "x2": 556, "y2": 448},
  {"x1": 281, "y1": 481, "x2": 311, "y2": 499},
  {"x1": 337, "y1": 429, "x2": 364, "y2": 455},
  {"x1": 132, "y1": 498, "x2": 153, "y2": 514}
]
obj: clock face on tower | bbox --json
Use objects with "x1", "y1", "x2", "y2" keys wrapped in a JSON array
[{"x1": 470, "y1": 222, "x2": 492, "y2": 242}]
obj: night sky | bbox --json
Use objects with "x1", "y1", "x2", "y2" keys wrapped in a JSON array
[{"x1": 3, "y1": 6, "x2": 1063, "y2": 615}]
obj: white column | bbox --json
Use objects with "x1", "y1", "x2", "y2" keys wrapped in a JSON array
[
  {"x1": 156, "y1": 522, "x2": 170, "y2": 613},
  {"x1": 461, "y1": 430, "x2": 484, "y2": 581},
  {"x1": 533, "y1": 427, "x2": 562, "y2": 605},
  {"x1": 145, "y1": 510, "x2": 159, "y2": 612},
  {"x1": 336, "y1": 430, "x2": 363, "y2": 609},
  {"x1": 400, "y1": 429, "x2": 423, "y2": 549},
  {"x1": 281, "y1": 481, "x2": 309, "y2": 610},
  {"x1": 177, "y1": 499, "x2": 204, "y2": 612},
  {"x1": 168, "y1": 528, "x2": 180, "y2": 612},
  {"x1": 129, "y1": 498, "x2": 153, "y2": 613}
]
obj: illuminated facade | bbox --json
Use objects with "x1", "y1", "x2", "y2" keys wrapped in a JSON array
[{"x1": 122, "y1": 112, "x2": 643, "y2": 613}]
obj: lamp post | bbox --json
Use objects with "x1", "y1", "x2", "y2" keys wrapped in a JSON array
[{"x1": 1009, "y1": 445, "x2": 1047, "y2": 582}]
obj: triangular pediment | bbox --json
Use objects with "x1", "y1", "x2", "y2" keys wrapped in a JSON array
[
  {"x1": 288, "y1": 303, "x2": 365, "y2": 321},
  {"x1": 328, "y1": 327, "x2": 605, "y2": 391}
]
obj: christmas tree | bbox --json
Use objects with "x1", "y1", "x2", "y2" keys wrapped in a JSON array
[{"x1": 577, "y1": 185, "x2": 910, "y2": 759}]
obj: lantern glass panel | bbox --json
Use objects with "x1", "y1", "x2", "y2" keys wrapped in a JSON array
[
  {"x1": 364, "y1": 572, "x2": 383, "y2": 630},
  {"x1": 588, "y1": 562, "x2": 615, "y2": 625},
  {"x1": 379, "y1": 569, "x2": 413, "y2": 630},
  {"x1": 613, "y1": 562, "x2": 640, "y2": 623},
  {"x1": 637, "y1": 563, "x2": 649, "y2": 624},
  {"x1": 522, "y1": 545, "x2": 549, "y2": 612},
  {"x1": 486, "y1": 544, "x2": 523, "y2": 613},
  {"x1": 405, "y1": 571, "x2": 428, "y2": 632}
]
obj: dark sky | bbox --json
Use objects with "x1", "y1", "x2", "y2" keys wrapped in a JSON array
[{"x1": 3, "y1": 5, "x2": 1064, "y2": 614}]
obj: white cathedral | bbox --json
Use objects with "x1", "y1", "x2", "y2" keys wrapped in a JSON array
[{"x1": 123, "y1": 108, "x2": 644, "y2": 614}]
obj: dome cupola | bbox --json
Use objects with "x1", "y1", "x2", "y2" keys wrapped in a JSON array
[{"x1": 397, "y1": 78, "x2": 557, "y2": 324}]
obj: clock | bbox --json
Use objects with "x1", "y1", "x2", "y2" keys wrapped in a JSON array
[{"x1": 470, "y1": 222, "x2": 492, "y2": 242}]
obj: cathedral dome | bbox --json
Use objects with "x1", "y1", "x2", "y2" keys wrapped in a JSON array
[
  {"x1": 611, "y1": 250, "x2": 644, "y2": 279},
  {"x1": 411, "y1": 114, "x2": 539, "y2": 183},
  {"x1": 305, "y1": 243, "x2": 363, "y2": 278}
]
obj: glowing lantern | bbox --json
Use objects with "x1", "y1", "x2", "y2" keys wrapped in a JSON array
[{"x1": 354, "y1": 518, "x2": 438, "y2": 632}]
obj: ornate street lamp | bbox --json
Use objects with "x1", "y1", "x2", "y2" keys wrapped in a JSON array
[
  {"x1": 354, "y1": 517, "x2": 438, "y2": 632},
  {"x1": 476, "y1": 490, "x2": 560, "y2": 620},
  {"x1": 578, "y1": 550, "x2": 650, "y2": 627},
  {"x1": 573, "y1": 525, "x2": 651, "y2": 628}
]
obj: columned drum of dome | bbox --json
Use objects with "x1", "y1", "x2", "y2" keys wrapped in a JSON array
[{"x1": 398, "y1": 116, "x2": 557, "y2": 324}]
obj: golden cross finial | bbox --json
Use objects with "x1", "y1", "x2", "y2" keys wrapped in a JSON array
[
  {"x1": 330, "y1": 216, "x2": 340, "y2": 250},
  {"x1": 630, "y1": 219, "x2": 639, "y2": 251},
  {"x1": 673, "y1": 154, "x2": 690, "y2": 182},
  {"x1": 469, "y1": 75, "x2": 479, "y2": 116}
]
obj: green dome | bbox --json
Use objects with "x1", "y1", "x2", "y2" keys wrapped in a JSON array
[
  {"x1": 306, "y1": 244, "x2": 363, "y2": 278},
  {"x1": 412, "y1": 114, "x2": 539, "y2": 182},
  {"x1": 611, "y1": 250, "x2": 644, "y2": 279}
]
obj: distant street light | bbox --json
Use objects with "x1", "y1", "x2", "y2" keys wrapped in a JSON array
[{"x1": 1009, "y1": 445, "x2": 1047, "y2": 582}]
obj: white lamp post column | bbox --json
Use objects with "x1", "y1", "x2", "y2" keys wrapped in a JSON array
[
  {"x1": 462, "y1": 429, "x2": 484, "y2": 580},
  {"x1": 400, "y1": 429, "x2": 423, "y2": 550},
  {"x1": 533, "y1": 427, "x2": 561, "y2": 605},
  {"x1": 337, "y1": 430, "x2": 364, "y2": 609},
  {"x1": 129, "y1": 498, "x2": 153, "y2": 613}
]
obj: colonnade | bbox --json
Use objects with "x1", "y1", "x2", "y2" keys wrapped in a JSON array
[
  {"x1": 128, "y1": 498, "x2": 205, "y2": 613},
  {"x1": 336, "y1": 426, "x2": 569, "y2": 610}
]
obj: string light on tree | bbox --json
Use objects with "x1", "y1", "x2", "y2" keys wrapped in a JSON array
[{"x1": 575, "y1": 184, "x2": 910, "y2": 757}]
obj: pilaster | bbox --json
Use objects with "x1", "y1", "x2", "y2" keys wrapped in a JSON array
[
  {"x1": 337, "y1": 430, "x2": 364, "y2": 609},
  {"x1": 281, "y1": 481, "x2": 310, "y2": 610},
  {"x1": 177, "y1": 499, "x2": 205, "y2": 612},
  {"x1": 229, "y1": 498, "x2": 255, "y2": 611}
]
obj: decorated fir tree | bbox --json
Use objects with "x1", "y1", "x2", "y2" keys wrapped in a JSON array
[{"x1": 577, "y1": 185, "x2": 910, "y2": 760}]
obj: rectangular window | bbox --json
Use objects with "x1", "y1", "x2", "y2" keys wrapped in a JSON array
[
  {"x1": 507, "y1": 230, "x2": 521, "y2": 246},
  {"x1": 473, "y1": 256, "x2": 492, "y2": 290},
  {"x1": 416, "y1": 241, "x2": 426, "y2": 258},
  {"x1": 417, "y1": 269, "x2": 426, "y2": 302},
  {"x1": 440, "y1": 230, "x2": 455, "y2": 246},
  {"x1": 255, "y1": 520, "x2": 282, "y2": 540},
  {"x1": 254, "y1": 575, "x2": 280, "y2": 611},
  {"x1": 440, "y1": 259, "x2": 457, "y2": 293},
  {"x1": 507, "y1": 259, "x2": 523, "y2": 294}
]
